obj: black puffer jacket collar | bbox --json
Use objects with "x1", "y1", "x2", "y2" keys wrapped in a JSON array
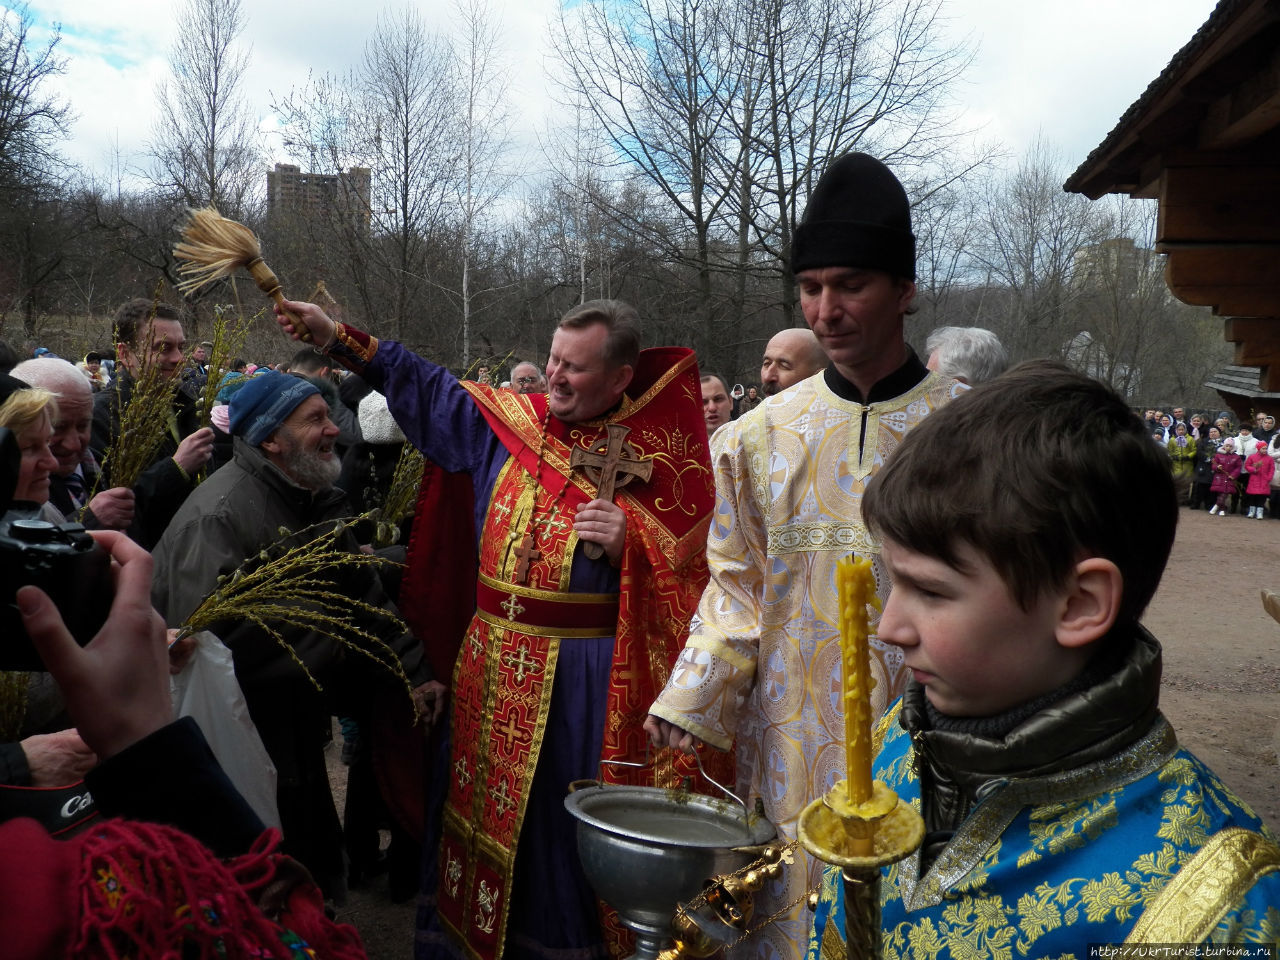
[{"x1": 902, "y1": 626, "x2": 1162, "y2": 840}]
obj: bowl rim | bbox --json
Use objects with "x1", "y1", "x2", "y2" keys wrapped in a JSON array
[{"x1": 564, "y1": 782, "x2": 776, "y2": 848}]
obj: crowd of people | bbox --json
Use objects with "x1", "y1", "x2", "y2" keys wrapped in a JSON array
[
  {"x1": 1145, "y1": 406, "x2": 1280, "y2": 518},
  {"x1": 1, "y1": 300, "x2": 442, "y2": 913},
  {"x1": 695, "y1": 323, "x2": 1010, "y2": 444},
  {"x1": 0, "y1": 150, "x2": 1274, "y2": 960}
]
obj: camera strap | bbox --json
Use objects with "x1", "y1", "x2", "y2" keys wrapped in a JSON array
[{"x1": 0, "y1": 780, "x2": 98, "y2": 837}]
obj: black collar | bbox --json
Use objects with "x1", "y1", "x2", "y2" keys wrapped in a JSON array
[{"x1": 823, "y1": 348, "x2": 929, "y2": 404}]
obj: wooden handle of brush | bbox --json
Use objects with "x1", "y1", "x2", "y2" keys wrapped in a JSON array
[{"x1": 246, "y1": 257, "x2": 312, "y2": 343}]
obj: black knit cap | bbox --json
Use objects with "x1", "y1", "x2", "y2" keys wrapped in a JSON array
[
  {"x1": 790, "y1": 153, "x2": 915, "y2": 279},
  {"x1": 0, "y1": 372, "x2": 28, "y2": 406},
  {"x1": 0, "y1": 372, "x2": 29, "y2": 505}
]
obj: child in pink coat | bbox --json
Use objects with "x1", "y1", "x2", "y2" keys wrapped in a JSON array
[
  {"x1": 1209, "y1": 438, "x2": 1243, "y2": 515},
  {"x1": 1244, "y1": 443, "x2": 1276, "y2": 518}
]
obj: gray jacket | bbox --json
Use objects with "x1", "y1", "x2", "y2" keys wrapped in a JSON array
[{"x1": 150, "y1": 438, "x2": 428, "y2": 691}]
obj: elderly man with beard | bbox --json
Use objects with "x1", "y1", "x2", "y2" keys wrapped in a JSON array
[{"x1": 150, "y1": 370, "x2": 440, "y2": 901}]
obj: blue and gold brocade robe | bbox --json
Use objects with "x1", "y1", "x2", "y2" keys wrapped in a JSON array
[{"x1": 809, "y1": 702, "x2": 1280, "y2": 959}]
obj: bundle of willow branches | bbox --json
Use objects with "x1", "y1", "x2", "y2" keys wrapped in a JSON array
[
  {"x1": 177, "y1": 516, "x2": 416, "y2": 709},
  {"x1": 195, "y1": 302, "x2": 254, "y2": 429},
  {"x1": 462, "y1": 349, "x2": 514, "y2": 385},
  {"x1": 98, "y1": 304, "x2": 183, "y2": 492},
  {"x1": 372, "y1": 443, "x2": 426, "y2": 547}
]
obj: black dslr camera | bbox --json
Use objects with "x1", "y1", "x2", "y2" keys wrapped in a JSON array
[{"x1": 0, "y1": 428, "x2": 113, "y2": 670}]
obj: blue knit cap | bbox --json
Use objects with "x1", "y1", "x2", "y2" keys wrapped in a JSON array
[{"x1": 228, "y1": 371, "x2": 321, "y2": 446}]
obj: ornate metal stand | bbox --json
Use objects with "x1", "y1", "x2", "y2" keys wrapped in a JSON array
[
  {"x1": 564, "y1": 752, "x2": 775, "y2": 960},
  {"x1": 660, "y1": 842, "x2": 794, "y2": 958},
  {"x1": 798, "y1": 779, "x2": 924, "y2": 960}
]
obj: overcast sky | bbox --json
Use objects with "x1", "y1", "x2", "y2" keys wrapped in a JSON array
[{"x1": 28, "y1": 0, "x2": 1218, "y2": 189}]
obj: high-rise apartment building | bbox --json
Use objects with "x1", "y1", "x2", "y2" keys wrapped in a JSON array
[{"x1": 266, "y1": 163, "x2": 371, "y2": 232}]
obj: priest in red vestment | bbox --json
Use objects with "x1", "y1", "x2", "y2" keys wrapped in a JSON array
[{"x1": 275, "y1": 298, "x2": 725, "y2": 960}]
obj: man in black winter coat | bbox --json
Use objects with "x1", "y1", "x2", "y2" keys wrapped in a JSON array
[{"x1": 90, "y1": 299, "x2": 214, "y2": 548}]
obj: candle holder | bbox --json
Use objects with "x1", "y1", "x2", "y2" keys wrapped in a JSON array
[{"x1": 797, "y1": 779, "x2": 923, "y2": 960}]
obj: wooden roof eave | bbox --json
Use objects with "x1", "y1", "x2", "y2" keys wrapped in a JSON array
[{"x1": 1065, "y1": 0, "x2": 1280, "y2": 200}]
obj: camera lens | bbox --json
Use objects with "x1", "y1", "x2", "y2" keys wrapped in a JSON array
[{"x1": 7, "y1": 520, "x2": 58, "y2": 543}]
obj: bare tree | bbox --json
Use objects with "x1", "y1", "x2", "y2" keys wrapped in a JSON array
[
  {"x1": 1066, "y1": 199, "x2": 1165, "y2": 395},
  {"x1": 907, "y1": 171, "x2": 984, "y2": 342},
  {"x1": 148, "y1": 0, "x2": 260, "y2": 218},
  {"x1": 552, "y1": 0, "x2": 740, "y2": 350},
  {"x1": 0, "y1": 3, "x2": 75, "y2": 334},
  {"x1": 552, "y1": 0, "x2": 972, "y2": 350},
  {"x1": 0, "y1": 3, "x2": 70, "y2": 190},
  {"x1": 270, "y1": 72, "x2": 380, "y2": 319},
  {"x1": 734, "y1": 0, "x2": 973, "y2": 321},
  {"x1": 354, "y1": 8, "x2": 461, "y2": 343},
  {"x1": 967, "y1": 138, "x2": 1107, "y2": 360},
  {"x1": 451, "y1": 0, "x2": 513, "y2": 367},
  {"x1": 273, "y1": 8, "x2": 462, "y2": 344},
  {"x1": 539, "y1": 99, "x2": 643, "y2": 306},
  {"x1": 1068, "y1": 197, "x2": 1228, "y2": 405}
]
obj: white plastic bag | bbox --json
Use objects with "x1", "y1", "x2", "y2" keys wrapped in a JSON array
[{"x1": 170, "y1": 631, "x2": 281, "y2": 830}]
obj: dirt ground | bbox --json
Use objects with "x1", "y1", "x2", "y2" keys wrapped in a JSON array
[
  {"x1": 1140, "y1": 506, "x2": 1280, "y2": 832},
  {"x1": 329, "y1": 505, "x2": 1280, "y2": 958}
]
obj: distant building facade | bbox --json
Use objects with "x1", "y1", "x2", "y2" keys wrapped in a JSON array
[
  {"x1": 266, "y1": 163, "x2": 371, "y2": 233},
  {"x1": 1071, "y1": 237, "x2": 1157, "y2": 288}
]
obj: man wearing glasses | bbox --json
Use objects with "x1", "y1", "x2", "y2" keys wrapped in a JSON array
[{"x1": 510, "y1": 361, "x2": 546, "y2": 395}]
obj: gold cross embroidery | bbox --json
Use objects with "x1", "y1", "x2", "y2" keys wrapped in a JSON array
[
  {"x1": 491, "y1": 779, "x2": 516, "y2": 818},
  {"x1": 503, "y1": 644, "x2": 542, "y2": 684},
  {"x1": 493, "y1": 715, "x2": 525, "y2": 755},
  {"x1": 532, "y1": 503, "x2": 569, "y2": 541},
  {"x1": 499, "y1": 593, "x2": 526, "y2": 621}
]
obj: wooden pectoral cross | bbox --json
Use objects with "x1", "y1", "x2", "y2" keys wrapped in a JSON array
[
  {"x1": 513, "y1": 532, "x2": 541, "y2": 584},
  {"x1": 568, "y1": 423, "x2": 654, "y2": 560}
]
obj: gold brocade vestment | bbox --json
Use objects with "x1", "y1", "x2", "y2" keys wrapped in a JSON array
[
  {"x1": 649, "y1": 370, "x2": 966, "y2": 960},
  {"x1": 437, "y1": 454, "x2": 599, "y2": 951}
]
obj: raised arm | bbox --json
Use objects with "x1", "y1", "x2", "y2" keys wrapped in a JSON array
[{"x1": 273, "y1": 298, "x2": 498, "y2": 475}]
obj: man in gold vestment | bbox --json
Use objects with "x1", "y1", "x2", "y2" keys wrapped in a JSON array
[{"x1": 647, "y1": 154, "x2": 966, "y2": 960}]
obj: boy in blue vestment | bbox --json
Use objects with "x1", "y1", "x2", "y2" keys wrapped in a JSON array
[{"x1": 809, "y1": 361, "x2": 1280, "y2": 959}]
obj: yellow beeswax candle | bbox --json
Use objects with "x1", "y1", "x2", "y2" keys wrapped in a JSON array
[{"x1": 837, "y1": 555, "x2": 881, "y2": 806}]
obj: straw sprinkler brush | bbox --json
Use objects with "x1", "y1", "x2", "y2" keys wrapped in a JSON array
[{"x1": 172, "y1": 207, "x2": 312, "y2": 342}]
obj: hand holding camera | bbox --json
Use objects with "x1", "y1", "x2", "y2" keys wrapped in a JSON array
[
  {"x1": 16, "y1": 529, "x2": 172, "y2": 763},
  {"x1": 0, "y1": 518, "x2": 114, "y2": 670}
]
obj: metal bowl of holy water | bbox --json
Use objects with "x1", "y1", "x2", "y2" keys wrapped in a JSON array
[{"x1": 564, "y1": 758, "x2": 775, "y2": 958}]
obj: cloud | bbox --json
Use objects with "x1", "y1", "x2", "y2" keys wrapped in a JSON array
[
  {"x1": 940, "y1": 0, "x2": 1217, "y2": 167},
  {"x1": 33, "y1": 0, "x2": 1217, "y2": 187}
]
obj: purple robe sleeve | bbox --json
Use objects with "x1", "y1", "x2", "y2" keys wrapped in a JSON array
[
  {"x1": 355, "y1": 339, "x2": 496, "y2": 475},
  {"x1": 341, "y1": 337, "x2": 510, "y2": 539}
]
